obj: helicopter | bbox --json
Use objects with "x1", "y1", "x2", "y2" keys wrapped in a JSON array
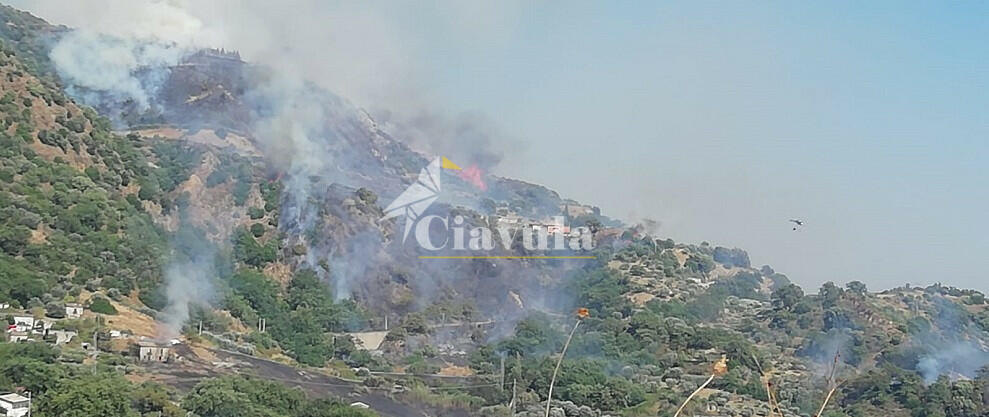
[{"x1": 789, "y1": 219, "x2": 805, "y2": 231}]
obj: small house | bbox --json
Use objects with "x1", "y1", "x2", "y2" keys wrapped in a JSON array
[
  {"x1": 542, "y1": 217, "x2": 570, "y2": 235},
  {"x1": 65, "y1": 304, "x2": 84, "y2": 319},
  {"x1": 45, "y1": 330, "x2": 77, "y2": 346},
  {"x1": 133, "y1": 340, "x2": 171, "y2": 362},
  {"x1": 0, "y1": 393, "x2": 29, "y2": 417},
  {"x1": 10, "y1": 317, "x2": 32, "y2": 333}
]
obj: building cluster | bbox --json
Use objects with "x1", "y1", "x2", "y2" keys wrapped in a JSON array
[
  {"x1": 3, "y1": 302, "x2": 176, "y2": 365},
  {"x1": 4, "y1": 303, "x2": 86, "y2": 345},
  {"x1": 492, "y1": 211, "x2": 573, "y2": 235},
  {"x1": 488, "y1": 202, "x2": 606, "y2": 237},
  {"x1": 5, "y1": 315, "x2": 74, "y2": 345}
]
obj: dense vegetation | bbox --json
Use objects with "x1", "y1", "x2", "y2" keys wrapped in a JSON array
[
  {"x1": 0, "y1": 43, "x2": 169, "y2": 309},
  {"x1": 0, "y1": 341, "x2": 377, "y2": 417},
  {"x1": 223, "y1": 268, "x2": 369, "y2": 366},
  {"x1": 463, "y1": 237, "x2": 989, "y2": 417}
]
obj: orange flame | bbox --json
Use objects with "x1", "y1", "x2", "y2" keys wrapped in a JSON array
[
  {"x1": 457, "y1": 165, "x2": 487, "y2": 191},
  {"x1": 576, "y1": 308, "x2": 590, "y2": 319}
]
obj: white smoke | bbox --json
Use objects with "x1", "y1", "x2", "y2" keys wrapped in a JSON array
[
  {"x1": 16, "y1": 0, "x2": 528, "y2": 321},
  {"x1": 51, "y1": 31, "x2": 189, "y2": 109},
  {"x1": 15, "y1": 0, "x2": 521, "y2": 168},
  {"x1": 32, "y1": 0, "x2": 217, "y2": 109},
  {"x1": 159, "y1": 256, "x2": 216, "y2": 339},
  {"x1": 154, "y1": 222, "x2": 220, "y2": 340},
  {"x1": 917, "y1": 340, "x2": 989, "y2": 384}
]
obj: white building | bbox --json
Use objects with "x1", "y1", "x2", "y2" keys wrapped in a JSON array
[
  {"x1": 495, "y1": 215, "x2": 523, "y2": 228},
  {"x1": 11, "y1": 317, "x2": 32, "y2": 333},
  {"x1": 134, "y1": 340, "x2": 171, "y2": 362},
  {"x1": 65, "y1": 304, "x2": 84, "y2": 319},
  {"x1": 0, "y1": 393, "x2": 30, "y2": 417},
  {"x1": 46, "y1": 330, "x2": 76, "y2": 346}
]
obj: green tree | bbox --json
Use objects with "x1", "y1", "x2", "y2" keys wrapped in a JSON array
[
  {"x1": 772, "y1": 283, "x2": 805, "y2": 311},
  {"x1": 89, "y1": 296, "x2": 118, "y2": 315},
  {"x1": 183, "y1": 376, "x2": 305, "y2": 417},
  {"x1": 132, "y1": 382, "x2": 184, "y2": 417},
  {"x1": 36, "y1": 373, "x2": 136, "y2": 417},
  {"x1": 819, "y1": 281, "x2": 843, "y2": 309},
  {"x1": 845, "y1": 280, "x2": 868, "y2": 296}
]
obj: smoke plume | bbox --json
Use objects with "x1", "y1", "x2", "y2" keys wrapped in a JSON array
[
  {"x1": 23, "y1": 0, "x2": 545, "y2": 328},
  {"x1": 157, "y1": 225, "x2": 219, "y2": 340},
  {"x1": 913, "y1": 295, "x2": 989, "y2": 383},
  {"x1": 51, "y1": 31, "x2": 189, "y2": 109},
  {"x1": 917, "y1": 340, "x2": 989, "y2": 384}
]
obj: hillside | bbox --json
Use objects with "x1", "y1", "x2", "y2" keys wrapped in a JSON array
[{"x1": 0, "y1": 4, "x2": 988, "y2": 417}]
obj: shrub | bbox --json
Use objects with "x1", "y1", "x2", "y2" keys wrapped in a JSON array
[
  {"x1": 247, "y1": 207, "x2": 265, "y2": 220},
  {"x1": 250, "y1": 223, "x2": 265, "y2": 238},
  {"x1": 88, "y1": 296, "x2": 117, "y2": 315}
]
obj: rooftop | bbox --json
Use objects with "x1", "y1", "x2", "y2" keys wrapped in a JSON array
[
  {"x1": 135, "y1": 339, "x2": 170, "y2": 348},
  {"x1": 0, "y1": 393, "x2": 28, "y2": 403}
]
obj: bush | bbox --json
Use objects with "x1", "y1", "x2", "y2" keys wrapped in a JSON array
[
  {"x1": 88, "y1": 296, "x2": 117, "y2": 315},
  {"x1": 250, "y1": 223, "x2": 265, "y2": 238},
  {"x1": 247, "y1": 207, "x2": 265, "y2": 220},
  {"x1": 44, "y1": 301, "x2": 65, "y2": 318}
]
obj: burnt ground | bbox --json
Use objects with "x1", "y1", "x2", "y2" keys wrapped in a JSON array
[{"x1": 143, "y1": 345, "x2": 474, "y2": 417}]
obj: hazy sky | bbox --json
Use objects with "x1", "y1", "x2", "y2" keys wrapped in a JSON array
[{"x1": 13, "y1": 1, "x2": 989, "y2": 292}]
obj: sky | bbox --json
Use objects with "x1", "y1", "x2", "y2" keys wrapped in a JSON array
[{"x1": 11, "y1": 1, "x2": 989, "y2": 292}]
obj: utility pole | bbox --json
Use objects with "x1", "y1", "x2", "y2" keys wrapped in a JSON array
[
  {"x1": 198, "y1": 320, "x2": 203, "y2": 336},
  {"x1": 26, "y1": 390, "x2": 31, "y2": 417},
  {"x1": 509, "y1": 379, "x2": 517, "y2": 412},
  {"x1": 384, "y1": 315, "x2": 388, "y2": 331}
]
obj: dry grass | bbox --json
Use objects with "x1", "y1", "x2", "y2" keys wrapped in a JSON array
[
  {"x1": 92, "y1": 298, "x2": 158, "y2": 338},
  {"x1": 189, "y1": 344, "x2": 218, "y2": 362},
  {"x1": 438, "y1": 365, "x2": 474, "y2": 377}
]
